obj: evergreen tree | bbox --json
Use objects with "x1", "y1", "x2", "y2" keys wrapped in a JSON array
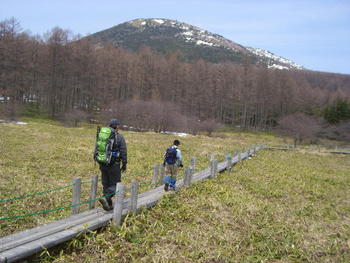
[{"x1": 324, "y1": 99, "x2": 350, "y2": 124}]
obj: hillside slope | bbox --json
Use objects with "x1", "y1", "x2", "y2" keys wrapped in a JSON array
[{"x1": 87, "y1": 18, "x2": 303, "y2": 69}]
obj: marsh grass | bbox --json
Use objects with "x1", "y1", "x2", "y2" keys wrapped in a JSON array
[
  {"x1": 1, "y1": 120, "x2": 349, "y2": 262},
  {"x1": 0, "y1": 119, "x2": 272, "y2": 235},
  {"x1": 31, "y1": 150, "x2": 349, "y2": 263}
]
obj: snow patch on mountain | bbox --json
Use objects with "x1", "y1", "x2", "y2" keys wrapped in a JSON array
[
  {"x1": 182, "y1": 31, "x2": 193, "y2": 36},
  {"x1": 153, "y1": 19, "x2": 165, "y2": 24},
  {"x1": 196, "y1": 40, "x2": 214, "y2": 46},
  {"x1": 247, "y1": 47, "x2": 303, "y2": 70},
  {"x1": 268, "y1": 64, "x2": 289, "y2": 70}
]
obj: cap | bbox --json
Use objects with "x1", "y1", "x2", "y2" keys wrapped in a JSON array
[{"x1": 109, "y1": 119, "x2": 120, "y2": 128}]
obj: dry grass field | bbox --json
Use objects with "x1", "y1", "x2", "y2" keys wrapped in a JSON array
[{"x1": 0, "y1": 119, "x2": 349, "y2": 262}]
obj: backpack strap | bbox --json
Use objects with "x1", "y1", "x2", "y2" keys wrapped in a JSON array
[{"x1": 114, "y1": 132, "x2": 119, "y2": 149}]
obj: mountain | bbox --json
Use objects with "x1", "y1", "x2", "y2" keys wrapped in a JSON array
[{"x1": 87, "y1": 18, "x2": 303, "y2": 70}]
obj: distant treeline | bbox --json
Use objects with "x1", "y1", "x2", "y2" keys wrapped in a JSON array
[{"x1": 1, "y1": 18, "x2": 350, "y2": 136}]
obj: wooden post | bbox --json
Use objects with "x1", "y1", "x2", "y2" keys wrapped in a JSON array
[
  {"x1": 112, "y1": 183, "x2": 124, "y2": 226},
  {"x1": 190, "y1": 157, "x2": 196, "y2": 172},
  {"x1": 209, "y1": 160, "x2": 214, "y2": 178},
  {"x1": 159, "y1": 165, "x2": 165, "y2": 185},
  {"x1": 152, "y1": 164, "x2": 159, "y2": 185},
  {"x1": 189, "y1": 167, "x2": 193, "y2": 186},
  {"x1": 129, "y1": 180, "x2": 138, "y2": 214},
  {"x1": 210, "y1": 160, "x2": 217, "y2": 179},
  {"x1": 89, "y1": 175, "x2": 98, "y2": 210},
  {"x1": 184, "y1": 167, "x2": 189, "y2": 187},
  {"x1": 184, "y1": 167, "x2": 193, "y2": 187},
  {"x1": 226, "y1": 154, "x2": 232, "y2": 171},
  {"x1": 232, "y1": 150, "x2": 238, "y2": 159},
  {"x1": 209, "y1": 153, "x2": 215, "y2": 162},
  {"x1": 72, "y1": 177, "x2": 81, "y2": 215}
]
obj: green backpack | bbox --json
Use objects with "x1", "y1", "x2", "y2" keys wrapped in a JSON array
[{"x1": 94, "y1": 126, "x2": 117, "y2": 165}]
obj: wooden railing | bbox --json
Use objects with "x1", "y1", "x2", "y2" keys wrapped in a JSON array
[{"x1": 0, "y1": 144, "x2": 264, "y2": 263}]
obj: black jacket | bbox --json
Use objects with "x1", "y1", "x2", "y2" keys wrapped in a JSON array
[{"x1": 113, "y1": 132, "x2": 127, "y2": 165}]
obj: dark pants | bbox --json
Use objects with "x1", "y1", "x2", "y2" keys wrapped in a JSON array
[{"x1": 99, "y1": 162, "x2": 121, "y2": 202}]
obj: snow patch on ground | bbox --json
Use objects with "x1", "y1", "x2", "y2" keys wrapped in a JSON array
[
  {"x1": 0, "y1": 120, "x2": 28, "y2": 125},
  {"x1": 122, "y1": 125, "x2": 189, "y2": 136},
  {"x1": 161, "y1": 131, "x2": 189, "y2": 137}
]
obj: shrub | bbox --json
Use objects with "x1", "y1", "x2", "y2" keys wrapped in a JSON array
[{"x1": 277, "y1": 112, "x2": 321, "y2": 146}]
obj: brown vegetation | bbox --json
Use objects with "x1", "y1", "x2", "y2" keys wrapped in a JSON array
[
  {"x1": 277, "y1": 113, "x2": 321, "y2": 146},
  {"x1": 1, "y1": 18, "x2": 350, "y2": 137}
]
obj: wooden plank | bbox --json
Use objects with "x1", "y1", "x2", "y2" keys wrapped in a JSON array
[
  {"x1": 0, "y1": 212, "x2": 113, "y2": 263},
  {"x1": 0, "y1": 208, "x2": 100, "y2": 248},
  {"x1": 0, "y1": 210, "x2": 105, "y2": 253},
  {"x1": 328, "y1": 151, "x2": 350, "y2": 154},
  {"x1": 265, "y1": 147, "x2": 297, "y2": 151}
]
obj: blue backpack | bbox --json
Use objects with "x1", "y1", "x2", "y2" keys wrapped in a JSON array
[{"x1": 165, "y1": 147, "x2": 177, "y2": 165}]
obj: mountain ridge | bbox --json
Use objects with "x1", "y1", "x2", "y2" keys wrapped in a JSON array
[{"x1": 87, "y1": 18, "x2": 303, "y2": 70}]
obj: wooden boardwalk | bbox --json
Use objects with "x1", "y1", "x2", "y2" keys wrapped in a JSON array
[
  {"x1": 265, "y1": 147, "x2": 350, "y2": 154},
  {"x1": 0, "y1": 149, "x2": 258, "y2": 263}
]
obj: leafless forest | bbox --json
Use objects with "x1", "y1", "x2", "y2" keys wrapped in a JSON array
[{"x1": 1, "y1": 18, "x2": 350, "y2": 140}]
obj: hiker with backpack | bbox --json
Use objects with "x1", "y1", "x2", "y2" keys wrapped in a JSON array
[
  {"x1": 94, "y1": 119, "x2": 127, "y2": 211},
  {"x1": 163, "y1": 140, "x2": 183, "y2": 191}
]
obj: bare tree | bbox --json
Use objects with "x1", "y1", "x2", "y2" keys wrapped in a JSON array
[
  {"x1": 63, "y1": 109, "x2": 88, "y2": 127},
  {"x1": 278, "y1": 112, "x2": 321, "y2": 147},
  {"x1": 200, "y1": 119, "x2": 224, "y2": 136}
]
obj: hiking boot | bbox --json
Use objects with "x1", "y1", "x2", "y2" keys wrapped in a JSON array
[
  {"x1": 99, "y1": 197, "x2": 111, "y2": 211},
  {"x1": 164, "y1": 183, "x2": 169, "y2": 191},
  {"x1": 107, "y1": 197, "x2": 113, "y2": 208}
]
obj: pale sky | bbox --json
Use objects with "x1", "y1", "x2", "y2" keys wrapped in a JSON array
[{"x1": 1, "y1": 0, "x2": 349, "y2": 74}]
